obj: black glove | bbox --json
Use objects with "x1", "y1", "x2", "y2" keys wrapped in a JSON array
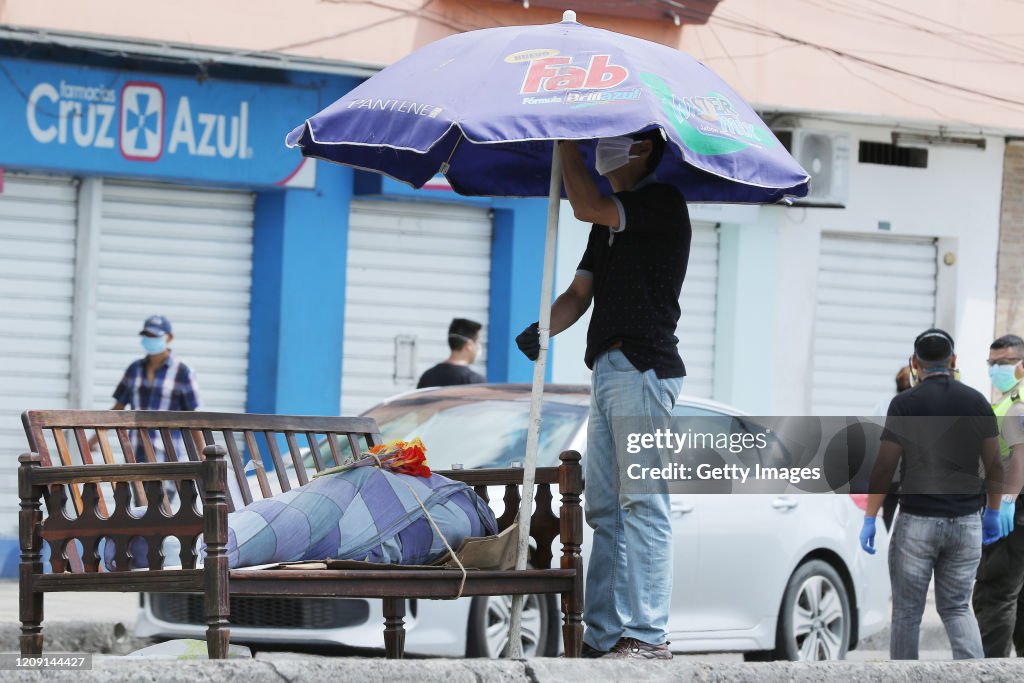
[{"x1": 515, "y1": 322, "x2": 540, "y2": 361}]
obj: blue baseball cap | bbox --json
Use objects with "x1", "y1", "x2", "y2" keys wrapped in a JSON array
[{"x1": 139, "y1": 315, "x2": 173, "y2": 336}]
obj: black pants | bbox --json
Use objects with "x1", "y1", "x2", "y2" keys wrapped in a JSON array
[
  {"x1": 972, "y1": 499, "x2": 1024, "y2": 657},
  {"x1": 1017, "y1": 580, "x2": 1024, "y2": 657}
]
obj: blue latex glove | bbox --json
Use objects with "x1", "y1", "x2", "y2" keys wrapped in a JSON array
[
  {"x1": 982, "y1": 507, "x2": 1003, "y2": 545},
  {"x1": 859, "y1": 516, "x2": 876, "y2": 554},
  {"x1": 999, "y1": 500, "x2": 1016, "y2": 537}
]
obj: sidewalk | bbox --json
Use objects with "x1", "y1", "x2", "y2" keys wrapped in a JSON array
[
  {"x1": 0, "y1": 581, "x2": 138, "y2": 625},
  {"x1": 0, "y1": 579, "x2": 957, "y2": 660}
]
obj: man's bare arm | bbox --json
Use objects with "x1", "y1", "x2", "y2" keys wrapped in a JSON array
[
  {"x1": 559, "y1": 141, "x2": 620, "y2": 227},
  {"x1": 866, "y1": 440, "x2": 902, "y2": 517},
  {"x1": 550, "y1": 274, "x2": 594, "y2": 336},
  {"x1": 1005, "y1": 444, "x2": 1024, "y2": 500},
  {"x1": 981, "y1": 435, "x2": 1005, "y2": 510}
]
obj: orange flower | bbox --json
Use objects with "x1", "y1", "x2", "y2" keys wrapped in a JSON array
[{"x1": 315, "y1": 438, "x2": 431, "y2": 479}]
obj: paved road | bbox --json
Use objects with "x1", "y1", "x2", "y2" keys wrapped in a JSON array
[{"x1": 0, "y1": 579, "x2": 965, "y2": 661}]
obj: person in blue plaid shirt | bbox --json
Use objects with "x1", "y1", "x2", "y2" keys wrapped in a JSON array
[{"x1": 109, "y1": 314, "x2": 202, "y2": 463}]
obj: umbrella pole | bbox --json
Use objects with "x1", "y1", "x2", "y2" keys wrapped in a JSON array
[{"x1": 506, "y1": 144, "x2": 563, "y2": 659}]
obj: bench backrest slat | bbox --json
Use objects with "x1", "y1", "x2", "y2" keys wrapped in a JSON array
[
  {"x1": 305, "y1": 432, "x2": 325, "y2": 472},
  {"x1": 158, "y1": 429, "x2": 176, "y2": 461},
  {"x1": 346, "y1": 434, "x2": 362, "y2": 466},
  {"x1": 263, "y1": 430, "x2": 291, "y2": 493},
  {"x1": 243, "y1": 431, "x2": 273, "y2": 499},
  {"x1": 326, "y1": 433, "x2": 342, "y2": 468},
  {"x1": 138, "y1": 429, "x2": 157, "y2": 463},
  {"x1": 283, "y1": 432, "x2": 309, "y2": 486},
  {"x1": 221, "y1": 430, "x2": 253, "y2": 506},
  {"x1": 114, "y1": 428, "x2": 148, "y2": 507}
]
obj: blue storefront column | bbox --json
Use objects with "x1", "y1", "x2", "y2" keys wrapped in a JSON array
[
  {"x1": 489, "y1": 199, "x2": 554, "y2": 384},
  {"x1": 248, "y1": 161, "x2": 353, "y2": 417}
]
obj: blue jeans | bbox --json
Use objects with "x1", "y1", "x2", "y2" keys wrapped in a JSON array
[
  {"x1": 888, "y1": 510, "x2": 984, "y2": 659},
  {"x1": 582, "y1": 349, "x2": 683, "y2": 651}
]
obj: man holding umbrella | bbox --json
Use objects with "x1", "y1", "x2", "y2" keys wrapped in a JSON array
[{"x1": 517, "y1": 129, "x2": 691, "y2": 660}]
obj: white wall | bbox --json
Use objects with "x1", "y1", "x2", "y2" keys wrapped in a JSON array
[
  {"x1": 763, "y1": 118, "x2": 1004, "y2": 413},
  {"x1": 551, "y1": 201, "x2": 592, "y2": 386}
]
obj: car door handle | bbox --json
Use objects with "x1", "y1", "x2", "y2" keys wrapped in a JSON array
[
  {"x1": 772, "y1": 496, "x2": 799, "y2": 511},
  {"x1": 670, "y1": 502, "x2": 695, "y2": 517}
]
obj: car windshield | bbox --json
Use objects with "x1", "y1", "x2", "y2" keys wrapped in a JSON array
[{"x1": 354, "y1": 397, "x2": 587, "y2": 470}]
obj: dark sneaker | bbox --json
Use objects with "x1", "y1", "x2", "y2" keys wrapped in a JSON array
[
  {"x1": 580, "y1": 642, "x2": 608, "y2": 658},
  {"x1": 601, "y1": 637, "x2": 673, "y2": 660}
]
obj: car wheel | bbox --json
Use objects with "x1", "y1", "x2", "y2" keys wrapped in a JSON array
[
  {"x1": 466, "y1": 593, "x2": 557, "y2": 657},
  {"x1": 774, "y1": 559, "x2": 850, "y2": 661}
]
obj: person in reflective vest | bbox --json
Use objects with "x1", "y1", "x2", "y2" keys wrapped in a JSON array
[{"x1": 973, "y1": 334, "x2": 1024, "y2": 658}]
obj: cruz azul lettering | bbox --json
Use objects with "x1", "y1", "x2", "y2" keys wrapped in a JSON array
[
  {"x1": 26, "y1": 81, "x2": 117, "y2": 148},
  {"x1": 520, "y1": 55, "x2": 628, "y2": 94},
  {"x1": 168, "y1": 97, "x2": 250, "y2": 159},
  {"x1": 25, "y1": 79, "x2": 252, "y2": 161}
]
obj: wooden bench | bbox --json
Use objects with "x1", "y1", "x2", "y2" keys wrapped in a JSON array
[{"x1": 18, "y1": 409, "x2": 584, "y2": 659}]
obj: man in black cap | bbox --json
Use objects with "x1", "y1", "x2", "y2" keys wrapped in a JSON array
[
  {"x1": 100, "y1": 315, "x2": 203, "y2": 463},
  {"x1": 859, "y1": 328, "x2": 1006, "y2": 659}
]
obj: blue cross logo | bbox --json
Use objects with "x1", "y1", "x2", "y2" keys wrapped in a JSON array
[{"x1": 127, "y1": 93, "x2": 158, "y2": 149}]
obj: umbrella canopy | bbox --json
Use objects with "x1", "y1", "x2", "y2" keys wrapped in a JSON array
[
  {"x1": 287, "y1": 15, "x2": 809, "y2": 203},
  {"x1": 286, "y1": 11, "x2": 809, "y2": 658}
]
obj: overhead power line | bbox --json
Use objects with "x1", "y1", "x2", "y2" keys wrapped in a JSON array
[{"x1": 706, "y1": 7, "x2": 1024, "y2": 110}]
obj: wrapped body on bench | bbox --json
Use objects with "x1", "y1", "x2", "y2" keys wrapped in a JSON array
[{"x1": 103, "y1": 466, "x2": 498, "y2": 570}]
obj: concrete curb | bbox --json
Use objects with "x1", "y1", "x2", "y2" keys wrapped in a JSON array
[{"x1": 1, "y1": 656, "x2": 1023, "y2": 682}]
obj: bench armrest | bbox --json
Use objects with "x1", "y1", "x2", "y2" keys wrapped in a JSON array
[{"x1": 18, "y1": 446, "x2": 229, "y2": 574}]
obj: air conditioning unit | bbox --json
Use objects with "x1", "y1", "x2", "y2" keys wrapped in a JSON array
[{"x1": 773, "y1": 128, "x2": 851, "y2": 207}]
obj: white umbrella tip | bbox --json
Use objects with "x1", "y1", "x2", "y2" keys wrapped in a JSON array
[{"x1": 562, "y1": 10, "x2": 577, "y2": 23}]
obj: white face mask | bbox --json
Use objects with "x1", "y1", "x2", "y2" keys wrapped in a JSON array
[{"x1": 594, "y1": 136, "x2": 639, "y2": 176}]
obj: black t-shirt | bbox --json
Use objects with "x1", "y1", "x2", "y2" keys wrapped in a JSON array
[
  {"x1": 577, "y1": 181, "x2": 691, "y2": 379},
  {"x1": 416, "y1": 363, "x2": 485, "y2": 389},
  {"x1": 881, "y1": 374, "x2": 998, "y2": 517}
]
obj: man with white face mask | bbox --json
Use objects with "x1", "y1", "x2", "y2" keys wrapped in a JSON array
[
  {"x1": 515, "y1": 130, "x2": 691, "y2": 660},
  {"x1": 104, "y1": 315, "x2": 202, "y2": 464},
  {"x1": 417, "y1": 317, "x2": 486, "y2": 388},
  {"x1": 973, "y1": 334, "x2": 1024, "y2": 657}
]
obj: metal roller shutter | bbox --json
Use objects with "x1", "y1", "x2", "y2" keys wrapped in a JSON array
[
  {"x1": 342, "y1": 201, "x2": 492, "y2": 416},
  {"x1": 811, "y1": 233, "x2": 938, "y2": 415},
  {"x1": 0, "y1": 174, "x2": 78, "y2": 534},
  {"x1": 93, "y1": 181, "x2": 255, "y2": 413},
  {"x1": 678, "y1": 222, "x2": 719, "y2": 399}
]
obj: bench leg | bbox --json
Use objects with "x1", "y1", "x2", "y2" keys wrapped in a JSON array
[
  {"x1": 203, "y1": 446, "x2": 231, "y2": 659},
  {"x1": 382, "y1": 597, "x2": 406, "y2": 659},
  {"x1": 19, "y1": 462, "x2": 44, "y2": 657},
  {"x1": 206, "y1": 619, "x2": 230, "y2": 659},
  {"x1": 19, "y1": 584, "x2": 43, "y2": 656},
  {"x1": 561, "y1": 590, "x2": 583, "y2": 658}
]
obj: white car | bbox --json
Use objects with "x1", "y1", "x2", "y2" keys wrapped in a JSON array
[{"x1": 134, "y1": 384, "x2": 891, "y2": 661}]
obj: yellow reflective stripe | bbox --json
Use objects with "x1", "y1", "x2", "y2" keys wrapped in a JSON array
[{"x1": 993, "y1": 392, "x2": 1020, "y2": 458}]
